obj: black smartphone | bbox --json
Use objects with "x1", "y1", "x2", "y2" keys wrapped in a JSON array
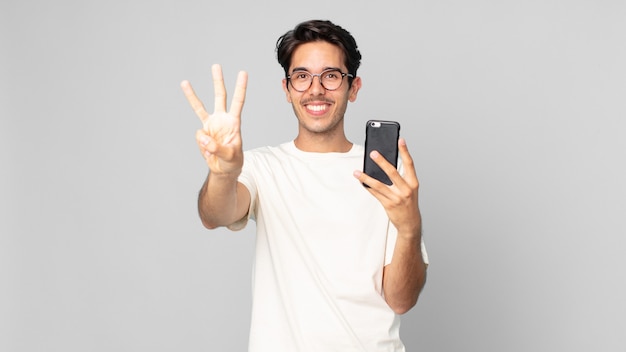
[{"x1": 363, "y1": 120, "x2": 400, "y2": 186}]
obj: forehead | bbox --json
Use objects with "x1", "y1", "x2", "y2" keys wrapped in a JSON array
[{"x1": 289, "y1": 41, "x2": 346, "y2": 72}]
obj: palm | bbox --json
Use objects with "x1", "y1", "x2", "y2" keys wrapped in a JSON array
[{"x1": 202, "y1": 110, "x2": 242, "y2": 173}]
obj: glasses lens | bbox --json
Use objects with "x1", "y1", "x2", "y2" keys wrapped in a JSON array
[
  {"x1": 290, "y1": 71, "x2": 311, "y2": 92},
  {"x1": 320, "y1": 70, "x2": 343, "y2": 90}
]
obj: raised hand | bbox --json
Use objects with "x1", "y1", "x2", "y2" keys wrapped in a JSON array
[
  {"x1": 181, "y1": 64, "x2": 248, "y2": 175},
  {"x1": 354, "y1": 138, "x2": 422, "y2": 236}
]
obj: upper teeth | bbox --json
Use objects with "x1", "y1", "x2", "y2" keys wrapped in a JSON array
[{"x1": 308, "y1": 105, "x2": 327, "y2": 112}]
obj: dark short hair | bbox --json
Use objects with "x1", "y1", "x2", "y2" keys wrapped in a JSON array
[{"x1": 276, "y1": 20, "x2": 362, "y2": 85}]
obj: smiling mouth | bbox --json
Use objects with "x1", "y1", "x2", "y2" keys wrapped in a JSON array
[{"x1": 306, "y1": 104, "x2": 328, "y2": 112}]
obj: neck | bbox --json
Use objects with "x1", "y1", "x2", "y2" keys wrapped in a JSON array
[{"x1": 294, "y1": 131, "x2": 352, "y2": 153}]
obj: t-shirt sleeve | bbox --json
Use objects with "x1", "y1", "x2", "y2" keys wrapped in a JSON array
[{"x1": 384, "y1": 222, "x2": 397, "y2": 266}]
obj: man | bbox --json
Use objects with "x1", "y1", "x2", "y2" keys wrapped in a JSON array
[{"x1": 181, "y1": 20, "x2": 428, "y2": 352}]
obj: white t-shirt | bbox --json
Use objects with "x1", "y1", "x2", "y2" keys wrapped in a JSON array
[{"x1": 229, "y1": 141, "x2": 428, "y2": 352}]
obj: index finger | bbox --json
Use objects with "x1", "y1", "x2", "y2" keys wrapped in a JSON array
[
  {"x1": 397, "y1": 138, "x2": 419, "y2": 188},
  {"x1": 180, "y1": 80, "x2": 209, "y2": 124}
]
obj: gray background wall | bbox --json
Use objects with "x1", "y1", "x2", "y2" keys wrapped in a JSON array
[{"x1": 2, "y1": 0, "x2": 625, "y2": 351}]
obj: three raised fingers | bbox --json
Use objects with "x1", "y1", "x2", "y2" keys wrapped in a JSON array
[{"x1": 182, "y1": 64, "x2": 248, "y2": 123}]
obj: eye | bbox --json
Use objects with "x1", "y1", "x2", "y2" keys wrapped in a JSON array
[
  {"x1": 292, "y1": 72, "x2": 310, "y2": 81},
  {"x1": 324, "y1": 71, "x2": 340, "y2": 79}
]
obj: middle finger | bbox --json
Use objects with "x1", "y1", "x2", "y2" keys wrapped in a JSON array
[{"x1": 212, "y1": 64, "x2": 227, "y2": 113}]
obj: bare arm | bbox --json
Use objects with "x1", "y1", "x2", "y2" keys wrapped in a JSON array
[
  {"x1": 181, "y1": 64, "x2": 250, "y2": 229},
  {"x1": 197, "y1": 173, "x2": 250, "y2": 229},
  {"x1": 354, "y1": 138, "x2": 427, "y2": 314},
  {"x1": 382, "y1": 226, "x2": 427, "y2": 315}
]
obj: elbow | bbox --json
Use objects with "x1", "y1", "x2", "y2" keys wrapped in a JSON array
[
  {"x1": 394, "y1": 308, "x2": 411, "y2": 315},
  {"x1": 199, "y1": 214, "x2": 221, "y2": 230},
  {"x1": 201, "y1": 220, "x2": 219, "y2": 230},
  {"x1": 394, "y1": 305, "x2": 413, "y2": 315},
  {"x1": 198, "y1": 205, "x2": 227, "y2": 229},
  {"x1": 389, "y1": 299, "x2": 417, "y2": 315},
  {"x1": 385, "y1": 273, "x2": 426, "y2": 315},
  {"x1": 200, "y1": 213, "x2": 237, "y2": 230}
]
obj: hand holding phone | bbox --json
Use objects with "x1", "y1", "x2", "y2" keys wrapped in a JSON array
[{"x1": 363, "y1": 120, "x2": 400, "y2": 186}]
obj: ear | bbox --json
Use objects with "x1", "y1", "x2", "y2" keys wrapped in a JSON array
[
  {"x1": 282, "y1": 78, "x2": 292, "y2": 103},
  {"x1": 348, "y1": 76, "x2": 362, "y2": 102}
]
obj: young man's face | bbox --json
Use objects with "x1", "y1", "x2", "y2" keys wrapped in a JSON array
[{"x1": 282, "y1": 41, "x2": 361, "y2": 136}]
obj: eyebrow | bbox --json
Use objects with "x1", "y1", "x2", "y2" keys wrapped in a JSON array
[{"x1": 290, "y1": 66, "x2": 343, "y2": 73}]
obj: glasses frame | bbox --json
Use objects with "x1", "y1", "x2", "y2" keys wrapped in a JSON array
[{"x1": 287, "y1": 69, "x2": 354, "y2": 92}]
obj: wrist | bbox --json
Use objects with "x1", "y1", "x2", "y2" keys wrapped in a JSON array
[
  {"x1": 396, "y1": 222, "x2": 422, "y2": 241},
  {"x1": 208, "y1": 168, "x2": 242, "y2": 179}
]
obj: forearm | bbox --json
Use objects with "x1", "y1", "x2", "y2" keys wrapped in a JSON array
[
  {"x1": 198, "y1": 171, "x2": 247, "y2": 229},
  {"x1": 383, "y1": 229, "x2": 427, "y2": 315}
]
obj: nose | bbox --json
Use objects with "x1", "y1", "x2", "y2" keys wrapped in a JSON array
[{"x1": 309, "y1": 74, "x2": 325, "y2": 95}]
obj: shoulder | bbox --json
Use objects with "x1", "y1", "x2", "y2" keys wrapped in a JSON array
[
  {"x1": 241, "y1": 142, "x2": 295, "y2": 172},
  {"x1": 244, "y1": 142, "x2": 291, "y2": 159}
]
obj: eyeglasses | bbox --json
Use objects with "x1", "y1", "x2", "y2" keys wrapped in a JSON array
[{"x1": 287, "y1": 69, "x2": 354, "y2": 92}]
